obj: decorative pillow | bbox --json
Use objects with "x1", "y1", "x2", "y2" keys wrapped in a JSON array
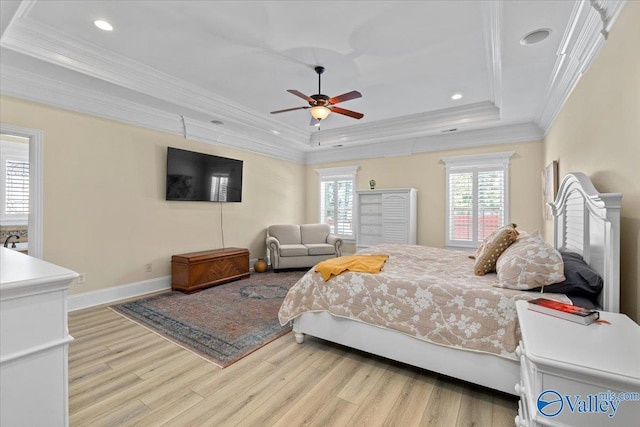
[
  {"x1": 473, "y1": 223, "x2": 519, "y2": 275},
  {"x1": 496, "y1": 230, "x2": 565, "y2": 289},
  {"x1": 529, "y1": 252, "x2": 603, "y2": 302}
]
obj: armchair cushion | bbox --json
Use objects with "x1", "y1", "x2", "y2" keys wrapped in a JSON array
[
  {"x1": 306, "y1": 243, "x2": 336, "y2": 256},
  {"x1": 279, "y1": 244, "x2": 308, "y2": 257}
]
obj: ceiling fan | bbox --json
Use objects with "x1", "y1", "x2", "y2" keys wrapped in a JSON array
[{"x1": 271, "y1": 66, "x2": 364, "y2": 125}]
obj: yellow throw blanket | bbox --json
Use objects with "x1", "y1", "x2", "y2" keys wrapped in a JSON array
[{"x1": 314, "y1": 254, "x2": 389, "y2": 281}]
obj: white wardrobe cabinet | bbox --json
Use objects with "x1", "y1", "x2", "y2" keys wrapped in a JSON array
[{"x1": 356, "y1": 188, "x2": 417, "y2": 251}]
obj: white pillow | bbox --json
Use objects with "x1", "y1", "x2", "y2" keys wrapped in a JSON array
[{"x1": 496, "y1": 230, "x2": 565, "y2": 290}]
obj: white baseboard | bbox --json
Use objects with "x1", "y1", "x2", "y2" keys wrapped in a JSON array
[{"x1": 68, "y1": 276, "x2": 171, "y2": 312}]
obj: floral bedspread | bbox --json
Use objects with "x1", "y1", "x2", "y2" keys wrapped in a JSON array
[{"x1": 278, "y1": 243, "x2": 571, "y2": 360}]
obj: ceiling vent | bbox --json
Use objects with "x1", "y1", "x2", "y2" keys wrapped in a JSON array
[{"x1": 520, "y1": 28, "x2": 551, "y2": 45}]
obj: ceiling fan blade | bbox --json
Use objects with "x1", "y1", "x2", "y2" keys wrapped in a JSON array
[
  {"x1": 287, "y1": 89, "x2": 314, "y2": 103},
  {"x1": 331, "y1": 106, "x2": 364, "y2": 119},
  {"x1": 270, "y1": 106, "x2": 309, "y2": 114},
  {"x1": 329, "y1": 90, "x2": 362, "y2": 105}
]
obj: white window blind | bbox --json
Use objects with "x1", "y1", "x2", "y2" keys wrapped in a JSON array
[
  {"x1": 448, "y1": 171, "x2": 474, "y2": 242},
  {"x1": 442, "y1": 152, "x2": 513, "y2": 248},
  {"x1": 320, "y1": 178, "x2": 354, "y2": 237},
  {"x1": 1, "y1": 139, "x2": 30, "y2": 225},
  {"x1": 6, "y1": 160, "x2": 29, "y2": 214},
  {"x1": 315, "y1": 166, "x2": 359, "y2": 240}
]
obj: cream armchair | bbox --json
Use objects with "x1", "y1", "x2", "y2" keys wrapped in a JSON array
[{"x1": 266, "y1": 224, "x2": 343, "y2": 271}]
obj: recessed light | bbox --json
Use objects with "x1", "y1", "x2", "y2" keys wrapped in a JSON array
[
  {"x1": 520, "y1": 28, "x2": 551, "y2": 45},
  {"x1": 94, "y1": 20, "x2": 113, "y2": 31},
  {"x1": 451, "y1": 93, "x2": 463, "y2": 100}
]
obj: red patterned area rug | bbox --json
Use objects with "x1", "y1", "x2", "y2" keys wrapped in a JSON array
[{"x1": 110, "y1": 270, "x2": 306, "y2": 368}]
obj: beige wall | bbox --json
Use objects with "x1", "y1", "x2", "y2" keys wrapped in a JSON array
[
  {"x1": 543, "y1": 1, "x2": 640, "y2": 321},
  {"x1": 305, "y1": 141, "x2": 545, "y2": 251},
  {"x1": 0, "y1": 96, "x2": 306, "y2": 295}
]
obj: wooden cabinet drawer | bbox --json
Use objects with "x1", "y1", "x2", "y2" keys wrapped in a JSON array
[
  {"x1": 360, "y1": 204, "x2": 382, "y2": 215},
  {"x1": 360, "y1": 215, "x2": 382, "y2": 225},
  {"x1": 359, "y1": 235, "x2": 382, "y2": 246},
  {"x1": 360, "y1": 194, "x2": 382, "y2": 204},
  {"x1": 360, "y1": 225, "x2": 382, "y2": 236}
]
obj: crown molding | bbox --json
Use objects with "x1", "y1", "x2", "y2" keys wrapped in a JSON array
[
  {"x1": 305, "y1": 122, "x2": 542, "y2": 164},
  {"x1": 0, "y1": 64, "x2": 182, "y2": 135},
  {"x1": 2, "y1": 0, "x2": 619, "y2": 165},
  {"x1": 309, "y1": 101, "x2": 500, "y2": 147},
  {"x1": 0, "y1": 14, "x2": 309, "y2": 150},
  {"x1": 182, "y1": 117, "x2": 305, "y2": 163},
  {"x1": 2, "y1": 60, "x2": 539, "y2": 166},
  {"x1": 0, "y1": 65, "x2": 306, "y2": 164},
  {"x1": 537, "y1": 0, "x2": 627, "y2": 133}
]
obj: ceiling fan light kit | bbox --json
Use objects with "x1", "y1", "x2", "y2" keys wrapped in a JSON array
[
  {"x1": 310, "y1": 105, "x2": 331, "y2": 120},
  {"x1": 271, "y1": 66, "x2": 364, "y2": 125}
]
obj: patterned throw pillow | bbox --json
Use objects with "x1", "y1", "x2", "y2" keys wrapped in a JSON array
[
  {"x1": 496, "y1": 230, "x2": 565, "y2": 290},
  {"x1": 473, "y1": 223, "x2": 519, "y2": 276}
]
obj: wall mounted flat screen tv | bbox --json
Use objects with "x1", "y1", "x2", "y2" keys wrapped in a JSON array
[{"x1": 166, "y1": 147, "x2": 243, "y2": 202}]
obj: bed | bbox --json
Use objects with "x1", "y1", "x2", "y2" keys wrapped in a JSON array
[{"x1": 278, "y1": 172, "x2": 622, "y2": 395}]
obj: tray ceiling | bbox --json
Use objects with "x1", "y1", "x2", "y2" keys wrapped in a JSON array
[{"x1": 0, "y1": 0, "x2": 623, "y2": 163}]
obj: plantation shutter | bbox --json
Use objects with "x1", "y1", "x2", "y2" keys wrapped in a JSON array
[
  {"x1": 477, "y1": 170, "x2": 505, "y2": 241},
  {"x1": 320, "y1": 178, "x2": 354, "y2": 239},
  {"x1": 5, "y1": 160, "x2": 29, "y2": 215},
  {"x1": 448, "y1": 171, "x2": 474, "y2": 243},
  {"x1": 443, "y1": 152, "x2": 513, "y2": 248}
]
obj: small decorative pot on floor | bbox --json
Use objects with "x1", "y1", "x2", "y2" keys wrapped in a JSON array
[{"x1": 254, "y1": 258, "x2": 268, "y2": 273}]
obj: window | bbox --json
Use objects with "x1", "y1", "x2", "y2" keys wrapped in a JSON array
[
  {"x1": 315, "y1": 166, "x2": 359, "y2": 240},
  {"x1": 0, "y1": 139, "x2": 29, "y2": 226},
  {"x1": 441, "y1": 152, "x2": 514, "y2": 248},
  {"x1": 6, "y1": 160, "x2": 29, "y2": 214}
]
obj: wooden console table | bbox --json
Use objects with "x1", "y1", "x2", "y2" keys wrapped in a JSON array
[{"x1": 171, "y1": 247, "x2": 250, "y2": 293}]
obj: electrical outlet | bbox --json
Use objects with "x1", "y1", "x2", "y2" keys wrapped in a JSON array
[
  {"x1": 145, "y1": 263, "x2": 152, "y2": 273},
  {"x1": 77, "y1": 273, "x2": 86, "y2": 284}
]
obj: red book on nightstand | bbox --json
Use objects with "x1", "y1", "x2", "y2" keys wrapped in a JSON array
[{"x1": 527, "y1": 298, "x2": 600, "y2": 325}]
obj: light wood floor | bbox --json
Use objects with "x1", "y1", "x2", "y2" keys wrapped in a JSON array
[{"x1": 68, "y1": 305, "x2": 518, "y2": 426}]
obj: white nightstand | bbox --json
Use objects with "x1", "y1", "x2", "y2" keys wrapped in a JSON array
[{"x1": 515, "y1": 300, "x2": 640, "y2": 427}]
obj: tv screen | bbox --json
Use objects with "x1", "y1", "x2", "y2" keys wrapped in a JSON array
[{"x1": 166, "y1": 147, "x2": 243, "y2": 202}]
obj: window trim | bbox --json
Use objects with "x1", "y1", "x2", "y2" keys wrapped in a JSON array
[
  {"x1": 441, "y1": 151, "x2": 514, "y2": 249},
  {"x1": 315, "y1": 165, "x2": 359, "y2": 242}
]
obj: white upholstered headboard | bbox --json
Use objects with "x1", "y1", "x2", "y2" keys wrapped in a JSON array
[{"x1": 549, "y1": 172, "x2": 622, "y2": 313}]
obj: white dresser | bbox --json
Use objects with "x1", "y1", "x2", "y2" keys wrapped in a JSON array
[
  {"x1": 515, "y1": 300, "x2": 640, "y2": 427},
  {"x1": 356, "y1": 188, "x2": 417, "y2": 251},
  {"x1": 1, "y1": 248, "x2": 78, "y2": 427}
]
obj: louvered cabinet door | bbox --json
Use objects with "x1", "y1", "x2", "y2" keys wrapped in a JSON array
[
  {"x1": 382, "y1": 193, "x2": 412, "y2": 243},
  {"x1": 356, "y1": 188, "x2": 417, "y2": 250}
]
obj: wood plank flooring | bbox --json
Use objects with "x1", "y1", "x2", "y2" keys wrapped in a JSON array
[{"x1": 68, "y1": 305, "x2": 518, "y2": 426}]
